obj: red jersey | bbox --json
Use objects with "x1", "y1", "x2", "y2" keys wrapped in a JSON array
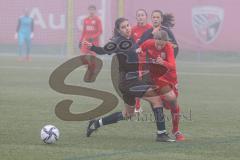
[
  {"x1": 132, "y1": 23, "x2": 152, "y2": 43},
  {"x1": 132, "y1": 23, "x2": 152, "y2": 78},
  {"x1": 80, "y1": 16, "x2": 102, "y2": 54},
  {"x1": 140, "y1": 39, "x2": 178, "y2": 87}
]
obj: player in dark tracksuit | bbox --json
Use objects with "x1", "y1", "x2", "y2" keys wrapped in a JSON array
[
  {"x1": 137, "y1": 10, "x2": 179, "y2": 58},
  {"x1": 83, "y1": 17, "x2": 175, "y2": 142}
]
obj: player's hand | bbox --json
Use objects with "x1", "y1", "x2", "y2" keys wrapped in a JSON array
[
  {"x1": 136, "y1": 48, "x2": 142, "y2": 54},
  {"x1": 82, "y1": 40, "x2": 93, "y2": 49},
  {"x1": 88, "y1": 38, "x2": 94, "y2": 43},
  {"x1": 156, "y1": 56, "x2": 164, "y2": 65},
  {"x1": 30, "y1": 33, "x2": 34, "y2": 39},
  {"x1": 152, "y1": 27, "x2": 160, "y2": 35},
  {"x1": 14, "y1": 33, "x2": 18, "y2": 39},
  {"x1": 79, "y1": 41, "x2": 82, "y2": 48},
  {"x1": 170, "y1": 42, "x2": 178, "y2": 48}
]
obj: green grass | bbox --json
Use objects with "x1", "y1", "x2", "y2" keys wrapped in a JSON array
[{"x1": 1, "y1": 54, "x2": 240, "y2": 160}]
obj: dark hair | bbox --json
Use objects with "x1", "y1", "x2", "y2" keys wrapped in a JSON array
[
  {"x1": 113, "y1": 17, "x2": 128, "y2": 37},
  {"x1": 136, "y1": 9, "x2": 148, "y2": 17},
  {"x1": 88, "y1": 5, "x2": 96, "y2": 10},
  {"x1": 151, "y1": 10, "x2": 163, "y2": 18},
  {"x1": 162, "y1": 13, "x2": 175, "y2": 28},
  {"x1": 151, "y1": 10, "x2": 175, "y2": 28}
]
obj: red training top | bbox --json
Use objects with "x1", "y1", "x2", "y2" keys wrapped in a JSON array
[
  {"x1": 132, "y1": 23, "x2": 152, "y2": 43},
  {"x1": 80, "y1": 16, "x2": 102, "y2": 54},
  {"x1": 140, "y1": 39, "x2": 178, "y2": 86}
]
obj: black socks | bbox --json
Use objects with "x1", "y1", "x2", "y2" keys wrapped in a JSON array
[
  {"x1": 95, "y1": 112, "x2": 124, "y2": 128},
  {"x1": 152, "y1": 107, "x2": 166, "y2": 133}
]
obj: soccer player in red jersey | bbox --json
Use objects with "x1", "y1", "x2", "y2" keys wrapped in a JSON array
[
  {"x1": 80, "y1": 5, "x2": 102, "y2": 54},
  {"x1": 132, "y1": 9, "x2": 152, "y2": 113},
  {"x1": 137, "y1": 30, "x2": 185, "y2": 141},
  {"x1": 79, "y1": 5, "x2": 102, "y2": 82}
]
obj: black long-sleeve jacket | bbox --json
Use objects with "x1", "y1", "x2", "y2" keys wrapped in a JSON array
[{"x1": 90, "y1": 35, "x2": 139, "y2": 75}]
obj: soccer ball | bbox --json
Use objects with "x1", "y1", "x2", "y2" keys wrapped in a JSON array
[{"x1": 40, "y1": 125, "x2": 60, "y2": 144}]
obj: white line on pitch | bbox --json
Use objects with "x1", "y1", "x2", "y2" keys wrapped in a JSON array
[{"x1": 1, "y1": 65, "x2": 240, "y2": 77}]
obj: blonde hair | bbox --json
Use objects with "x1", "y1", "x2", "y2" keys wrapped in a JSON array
[{"x1": 153, "y1": 30, "x2": 169, "y2": 41}]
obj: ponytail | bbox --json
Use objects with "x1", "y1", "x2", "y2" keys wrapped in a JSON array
[{"x1": 162, "y1": 13, "x2": 175, "y2": 28}]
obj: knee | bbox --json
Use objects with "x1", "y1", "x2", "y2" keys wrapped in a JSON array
[
  {"x1": 146, "y1": 96, "x2": 162, "y2": 107},
  {"x1": 151, "y1": 102, "x2": 162, "y2": 108},
  {"x1": 163, "y1": 92, "x2": 177, "y2": 108},
  {"x1": 164, "y1": 91, "x2": 177, "y2": 101}
]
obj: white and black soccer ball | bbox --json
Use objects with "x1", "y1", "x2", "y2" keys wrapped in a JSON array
[{"x1": 40, "y1": 125, "x2": 60, "y2": 144}]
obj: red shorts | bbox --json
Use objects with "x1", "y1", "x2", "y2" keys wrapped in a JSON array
[
  {"x1": 154, "y1": 77, "x2": 171, "y2": 89},
  {"x1": 81, "y1": 46, "x2": 96, "y2": 55}
]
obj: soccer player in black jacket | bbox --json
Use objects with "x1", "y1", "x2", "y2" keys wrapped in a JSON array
[{"x1": 137, "y1": 10, "x2": 179, "y2": 57}]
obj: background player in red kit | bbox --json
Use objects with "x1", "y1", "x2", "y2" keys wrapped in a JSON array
[
  {"x1": 137, "y1": 30, "x2": 185, "y2": 141},
  {"x1": 132, "y1": 9, "x2": 152, "y2": 113},
  {"x1": 79, "y1": 5, "x2": 102, "y2": 82},
  {"x1": 132, "y1": 9, "x2": 152, "y2": 43}
]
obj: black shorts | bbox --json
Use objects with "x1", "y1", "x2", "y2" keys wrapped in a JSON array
[{"x1": 118, "y1": 77, "x2": 154, "y2": 106}]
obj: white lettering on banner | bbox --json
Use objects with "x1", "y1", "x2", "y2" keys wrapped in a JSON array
[
  {"x1": 30, "y1": 8, "x2": 47, "y2": 29},
  {"x1": 28, "y1": 8, "x2": 102, "y2": 31},
  {"x1": 29, "y1": 7, "x2": 65, "y2": 30},
  {"x1": 49, "y1": 14, "x2": 65, "y2": 29}
]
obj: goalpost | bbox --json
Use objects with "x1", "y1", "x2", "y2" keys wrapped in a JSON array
[
  {"x1": 66, "y1": 0, "x2": 74, "y2": 57},
  {"x1": 118, "y1": 0, "x2": 125, "y2": 17}
]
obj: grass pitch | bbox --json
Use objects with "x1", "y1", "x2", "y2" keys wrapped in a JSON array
[{"x1": 0, "y1": 54, "x2": 240, "y2": 160}]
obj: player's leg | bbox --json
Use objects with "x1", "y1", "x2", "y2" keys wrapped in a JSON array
[
  {"x1": 86, "y1": 111, "x2": 125, "y2": 137},
  {"x1": 134, "y1": 98, "x2": 142, "y2": 113},
  {"x1": 87, "y1": 80, "x2": 174, "y2": 142},
  {"x1": 123, "y1": 78, "x2": 174, "y2": 142},
  {"x1": 86, "y1": 94, "x2": 135, "y2": 137},
  {"x1": 80, "y1": 41, "x2": 99, "y2": 82},
  {"x1": 171, "y1": 105, "x2": 185, "y2": 141},
  {"x1": 25, "y1": 35, "x2": 32, "y2": 61},
  {"x1": 134, "y1": 71, "x2": 143, "y2": 113},
  {"x1": 80, "y1": 42, "x2": 91, "y2": 65},
  {"x1": 85, "y1": 55, "x2": 96, "y2": 80},
  {"x1": 161, "y1": 87, "x2": 185, "y2": 141},
  {"x1": 17, "y1": 33, "x2": 24, "y2": 61},
  {"x1": 163, "y1": 101, "x2": 184, "y2": 141},
  {"x1": 82, "y1": 55, "x2": 102, "y2": 82},
  {"x1": 142, "y1": 88, "x2": 175, "y2": 142}
]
